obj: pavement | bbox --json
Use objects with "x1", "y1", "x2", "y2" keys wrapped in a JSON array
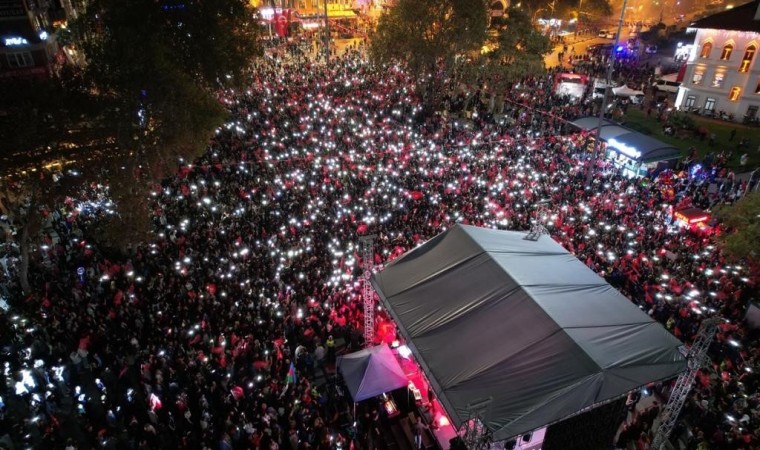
[{"x1": 545, "y1": 33, "x2": 607, "y2": 68}]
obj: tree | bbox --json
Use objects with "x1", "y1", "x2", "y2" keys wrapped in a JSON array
[
  {"x1": 0, "y1": 76, "x2": 111, "y2": 168},
  {"x1": 370, "y1": 0, "x2": 488, "y2": 77},
  {"x1": 65, "y1": 0, "x2": 260, "y2": 246},
  {"x1": 519, "y1": 0, "x2": 611, "y2": 23},
  {"x1": 73, "y1": 0, "x2": 259, "y2": 166},
  {"x1": 714, "y1": 192, "x2": 760, "y2": 263},
  {"x1": 486, "y1": 7, "x2": 551, "y2": 86}
]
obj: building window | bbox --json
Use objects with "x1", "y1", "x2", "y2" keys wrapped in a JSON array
[
  {"x1": 739, "y1": 45, "x2": 756, "y2": 73},
  {"x1": 720, "y1": 43, "x2": 733, "y2": 60},
  {"x1": 747, "y1": 105, "x2": 759, "y2": 119},
  {"x1": 691, "y1": 67, "x2": 705, "y2": 85},
  {"x1": 704, "y1": 97, "x2": 716, "y2": 111},
  {"x1": 756, "y1": 79, "x2": 760, "y2": 94},
  {"x1": 711, "y1": 71, "x2": 725, "y2": 88},
  {"x1": 729, "y1": 86, "x2": 741, "y2": 101},
  {"x1": 685, "y1": 95, "x2": 696, "y2": 108},
  {"x1": 700, "y1": 41, "x2": 713, "y2": 58},
  {"x1": 6, "y1": 52, "x2": 34, "y2": 68}
]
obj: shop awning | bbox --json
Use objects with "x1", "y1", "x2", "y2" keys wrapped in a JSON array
[{"x1": 569, "y1": 117, "x2": 682, "y2": 163}]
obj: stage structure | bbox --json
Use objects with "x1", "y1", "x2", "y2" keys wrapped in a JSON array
[
  {"x1": 371, "y1": 224, "x2": 688, "y2": 444},
  {"x1": 650, "y1": 317, "x2": 719, "y2": 450},
  {"x1": 359, "y1": 234, "x2": 377, "y2": 347}
]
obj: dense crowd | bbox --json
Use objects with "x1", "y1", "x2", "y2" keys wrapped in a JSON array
[{"x1": 1, "y1": 48, "x2": 758, "y2": 450}]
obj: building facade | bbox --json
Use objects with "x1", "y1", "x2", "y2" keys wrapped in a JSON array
[
  {"x1": 0, "y1": 0, "x2": 61, "y2": 78},
  {"x1": 675, "y1": 0, "x2": 760, "y2": 122}
]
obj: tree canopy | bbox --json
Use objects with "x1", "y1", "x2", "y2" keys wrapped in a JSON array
[
  {"x1": 714, "y1": 192, "x2": 760, "y2": 264},
  {"x1": 370, "y1": 0, "x2": 489, "y2": 74},
  {"x1": 482, "y1": 7, "x2": 552, "y2": 90},
  {"x1": 521, "y1": 0, "x2": 612, "y2": 22},
  {"x1": 72, "y1": 0, "x2": 260, "y2": 167},
  {"x1": 55, "y1": 0, "x2": 261, "y2": 246}
]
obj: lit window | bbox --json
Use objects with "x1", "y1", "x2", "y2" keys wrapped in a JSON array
[
  {"x1": 729, "y1": 86, "x2": 741, "y2": 101},
  {"x1": 685, "y1": 95, "x2": 696, "y2": 107},
  {"x1": 704, "y1": 97, "x2": 716, "y2": 111},
  {"x1": 712, "y1": 71, "x2": 725, "y2": 88},
  {"x1": 739, "y1": 45, "x2": 756, "y2": 73},
  {"x1": 720, "y1": 43, "x2": 733, "y2": 60},
  {"x1": 700, "y1": 42, "x2": 713, "y2": 58},
  {"x1": 692, "y1": 68, "x2": 705, "y2": 85}
]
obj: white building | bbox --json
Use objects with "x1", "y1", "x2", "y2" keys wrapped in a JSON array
[{"x1": 675, "y1": 0, "x2": 760, "y2": 122}]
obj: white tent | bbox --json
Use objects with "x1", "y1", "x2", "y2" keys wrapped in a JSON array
[
  {"x1": 372, "y1": 224, "x2": 687, "y2": 441},
  {"x1": 612, "y1": 85, "x2": 645, "y2": 98},
  {"x1": 337, "y1": 345, "x2": 409, "y2": 402}
]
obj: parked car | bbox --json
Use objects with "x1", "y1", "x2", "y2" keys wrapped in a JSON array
[
  {"x1": 645, "y1": 45, "x2": 658, "y2": 54},
  {"x1": 598, "y1": 29, "x2": 609, "y2": 38}
]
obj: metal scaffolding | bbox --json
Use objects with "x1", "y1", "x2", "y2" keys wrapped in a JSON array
[
  {"x1": 359, "y1": 235, "x2": 377, "y2": 347},
  {"x1": 650, "y1": 317, "x2": 720, "y2": 450},
  {"x1": 460, "y1": 398, "x2": 494, "y2": 450}
]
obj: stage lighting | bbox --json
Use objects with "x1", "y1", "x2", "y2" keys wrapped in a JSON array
[{"x1": 398, "y1": 345, "x2": 412, "y2": 359}]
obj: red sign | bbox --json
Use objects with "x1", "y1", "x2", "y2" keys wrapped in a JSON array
[{"x1": 674, "y1": 211, "x2": 709, "y2": 224}]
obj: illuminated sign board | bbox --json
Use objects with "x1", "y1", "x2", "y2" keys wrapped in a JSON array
[
  {"x1": 4, "y1": 36, "x2": 28, "y2": 46},
  {"x1": 607, "y1": 137, "x2": 642, "y2": 159},
  {"x1": 674, "y1": 211, "x2": 710, "y2": 224}
]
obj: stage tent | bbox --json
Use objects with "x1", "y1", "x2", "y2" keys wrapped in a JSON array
[
  {"x1": 337, "y1": 345, "x2": 408, "y2": 402},
  {"x1": 371, "y1": 224, "x2": 687, "y2": 442}
]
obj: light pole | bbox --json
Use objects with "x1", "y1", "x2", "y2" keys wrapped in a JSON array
[
  {"x1": 323, "y1": 0, "x2": 331, "y2": 63},
  {"x1": 585, "y1": 0, "x2": 628, "y2": 187},
  {"x1": 745, "y1": 168, "x2": 759, "y2": 197}
]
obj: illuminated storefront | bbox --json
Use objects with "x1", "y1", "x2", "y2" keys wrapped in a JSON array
[{"x1": 570, "y1": 117, "x2": 682, "y2": 178}]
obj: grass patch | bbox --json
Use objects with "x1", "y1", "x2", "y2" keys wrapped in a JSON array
[{"x1": 621, "y1": 108, "x2": 759, "y2": 171}]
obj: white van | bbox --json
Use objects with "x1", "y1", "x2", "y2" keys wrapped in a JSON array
[{"x1": 652, "y1": 73, "x2": 681, "y2": 94}]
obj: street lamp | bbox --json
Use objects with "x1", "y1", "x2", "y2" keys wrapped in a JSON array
[{"x1": 323, "y1": 0, "x2": 331, "y2": 63}]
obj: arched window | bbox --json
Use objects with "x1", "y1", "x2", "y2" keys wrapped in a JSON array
[
  {"x1": 700, "y1": 41, "x2": 713, "y2": 58},
  {"x1": 720, "y1": 43, "x2": 734, "y2": 60},
  {"x1": 740, "y1": 45, "x2": 756, "y2": 73}
]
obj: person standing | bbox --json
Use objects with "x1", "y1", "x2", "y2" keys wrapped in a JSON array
[{"x1": 326, "y1": 335, "x2": 335, "y2": 364}]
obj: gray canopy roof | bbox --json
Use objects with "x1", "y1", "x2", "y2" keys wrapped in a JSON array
[
  {"x1": 570, "y1": 117, "x2": 682, "y2": 163},
  {"x1": 372, "y1": 225, "x2": 686, "y2": 442}
]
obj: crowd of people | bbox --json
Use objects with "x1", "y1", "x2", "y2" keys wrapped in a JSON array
[{"x1": 1, "y1": 44, "x2": 758, "y2": 450}]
